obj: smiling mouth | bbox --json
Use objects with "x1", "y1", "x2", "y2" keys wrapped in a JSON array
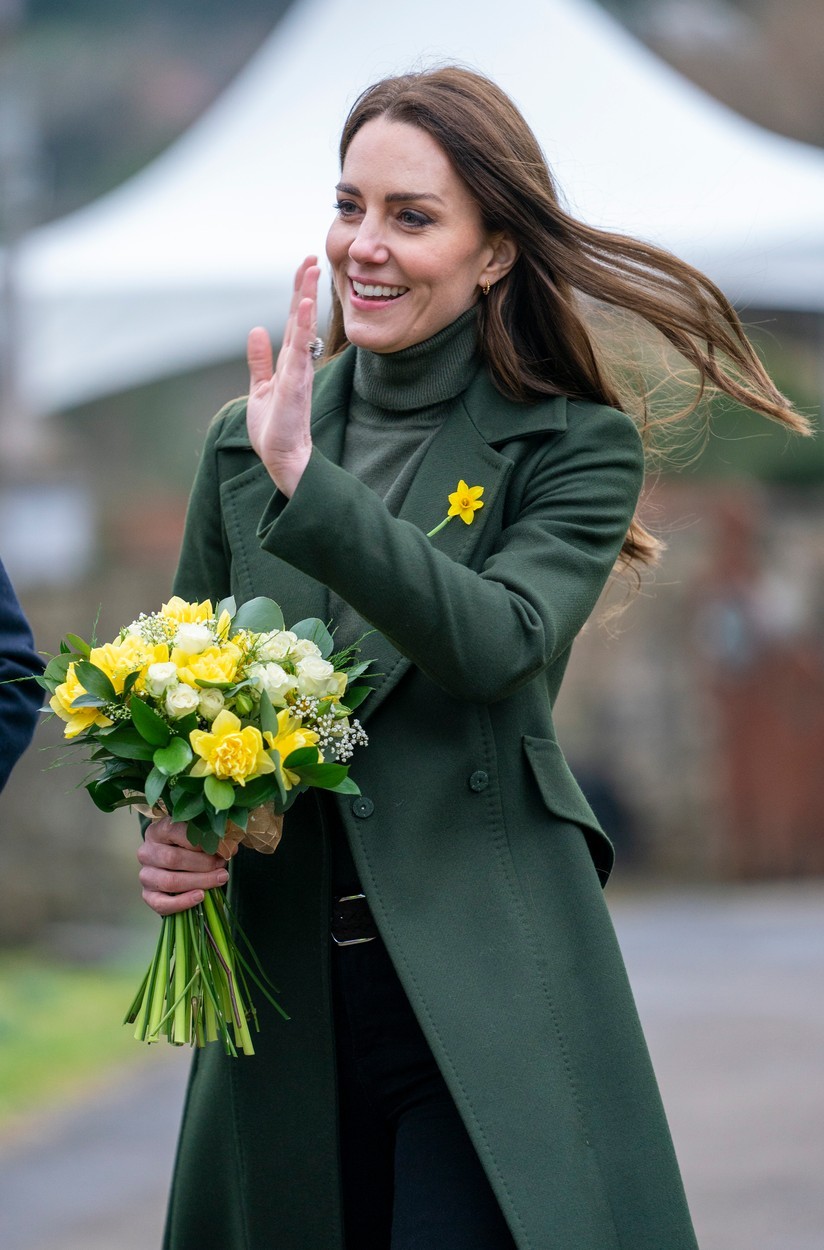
[{"x1": 350, "y1": 279, "x2": 409, "y2": 300}]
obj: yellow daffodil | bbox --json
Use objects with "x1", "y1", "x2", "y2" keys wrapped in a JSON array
[
  {"x1": 161, "y1": 596, "x2": 214, "y2": 624},
  {"x1": 264, "y1": 709, "x2": 322, "y2": 790},
  {"x1": 173, "y1": 642, "x2": 242, "y2": 688},
  {"x1": 89, "y1": 635, "x2": 157, "y2": 694},
  {"x1": 427, "y1": 480, "x2": 484, "y2": 537},
  {"x1": 49, "y1": 663, "x2": 113, "y2": 738},
  {"x1": 190, "y1": 709, "x2": 275, "y2": 785}
]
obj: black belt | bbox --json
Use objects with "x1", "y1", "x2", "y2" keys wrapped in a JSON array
[{"x1": 331, "y1": 893, "x2": 379, "y2": 946}]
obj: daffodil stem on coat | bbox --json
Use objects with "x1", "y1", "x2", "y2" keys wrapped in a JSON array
[{"x1": 426, "y1": 516, "x2": 453, "y2": 538}]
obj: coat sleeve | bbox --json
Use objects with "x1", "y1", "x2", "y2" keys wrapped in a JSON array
[
  {"x1": 0, "y1": 559, "x2": 44, "y2": 790},
  {"x1": 258, "y1": 404, "x2": 645, "y2": 704}
]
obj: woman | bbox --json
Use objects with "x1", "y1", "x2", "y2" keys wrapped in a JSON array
[{"x1": 140, "y1": 68, "x2": 808, "y2": 1250}]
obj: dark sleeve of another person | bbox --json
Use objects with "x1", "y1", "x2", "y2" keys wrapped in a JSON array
[{"x1": 0, "y1": 559, "x2": 45, "y2": 791}]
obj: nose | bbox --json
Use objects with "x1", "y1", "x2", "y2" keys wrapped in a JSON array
[{"x1": 347, "y1": 214, "x2": 390, "y2": 266}]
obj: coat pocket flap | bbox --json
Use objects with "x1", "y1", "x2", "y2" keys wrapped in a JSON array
[{"x1": 523, "y1": 735, "x2": 614, "y2": 884}]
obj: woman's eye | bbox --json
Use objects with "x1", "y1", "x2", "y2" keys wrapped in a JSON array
[
  {"x1": 398, "y1": 209, "x2": 431, "y2": 228},
  {"x1": 335, "y1": 200, "x2": 360, "y2": 217}
]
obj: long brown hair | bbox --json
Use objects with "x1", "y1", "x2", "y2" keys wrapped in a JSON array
[{"x1": 325, "y1": 67, "x2": 812, "y2": 571}]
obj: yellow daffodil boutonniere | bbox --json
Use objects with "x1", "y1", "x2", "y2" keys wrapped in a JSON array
[{"x1": 427, "y1": 480, "x2": 484, "y2": 538}]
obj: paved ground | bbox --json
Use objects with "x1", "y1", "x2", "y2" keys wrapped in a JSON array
[{"x1": 1, "y1": 882, "x2": 822, "y2": 1250}]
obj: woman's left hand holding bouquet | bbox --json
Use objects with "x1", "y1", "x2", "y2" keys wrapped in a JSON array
[
  {"x1": 246, "y1": 256, "x2": 320, "y2": 497},
  {"x1": 137, "y1": 815, "x2": 231, "y2": 917}
]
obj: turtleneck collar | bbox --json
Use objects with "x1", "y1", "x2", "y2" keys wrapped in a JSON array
[{"x1": 352, "y1": 305, "x2": 481, "y2": 414}]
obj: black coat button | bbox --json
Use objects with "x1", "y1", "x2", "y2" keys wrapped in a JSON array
[
  {"x1": 352, "y1": 796, "x2": 374, "y2": 818},
  {"x1": 469, "y1": 770, "x2": 489, "y2": 792}
]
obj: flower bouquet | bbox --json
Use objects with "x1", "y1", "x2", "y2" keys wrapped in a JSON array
[{"x1": 38, "y1": 595, "x2": 370, "y2": 1056}]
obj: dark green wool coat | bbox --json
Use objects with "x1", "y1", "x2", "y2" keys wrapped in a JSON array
[{"x1": 164, "y1": 346, "x2": 698, "y2": 1250}]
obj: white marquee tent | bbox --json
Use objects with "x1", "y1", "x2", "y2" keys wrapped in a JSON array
[{"x1": 13, "y1": 0, "x2": 824, "y2": 416}]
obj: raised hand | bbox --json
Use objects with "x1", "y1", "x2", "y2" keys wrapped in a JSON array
[{"x1": 246, "y1": 256, "x2": 321, "y2": 497}]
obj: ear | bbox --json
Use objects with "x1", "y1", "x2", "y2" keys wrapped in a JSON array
[{"x1": 481, "y1": 232, "x2": 518, "y2": 289}]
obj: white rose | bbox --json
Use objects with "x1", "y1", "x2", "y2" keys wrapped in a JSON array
[
  {"x1": 174, "y1": 623, "x2": 213, "y2": 655},
  {"x1": 248, "y1": 661, "x2": 297, "y2": 707},
  {"x1": 296, "y1": 655, "x2": 340, "y2": 697},
  {"x1": 257, "y1": 630, "x2": 298, "y2": 663},
  {"x1": 198, "y1": 687, "x2": 225, "y2": 721},
  {"x1": 144, "y1": 661, "x2": 178, "y2": 697},
  {"x1": 165, "y1": 683, "x2": 201, "y2": 720},
  {"x1": 291, "y1": 638, "x2": 322, "y2": 660}
]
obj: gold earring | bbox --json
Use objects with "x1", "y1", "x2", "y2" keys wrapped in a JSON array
[{"x1": 482, "y1": 279, "x2": 491, "y2": 296}]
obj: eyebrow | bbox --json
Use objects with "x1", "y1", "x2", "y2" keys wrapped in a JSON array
[{"x1": 336, "y1": 182, "x2": 445, "y2": 205}]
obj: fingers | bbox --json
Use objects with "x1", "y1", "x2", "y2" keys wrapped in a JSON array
[
  {"x1": 283, "y1": 261, "x2": 320, "y2": 352},
  {"x1": 139, "y1": 816, "x2": 230, "y2": 916},
  {"x1": 247, "y1": 326, "x2": 274, "y2": 392}
]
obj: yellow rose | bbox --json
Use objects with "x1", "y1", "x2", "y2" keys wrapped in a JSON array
[
  {"x1": 161, "y1": 596, "x2": 214, "y2": 624},
  {"x1": 49, "y1": 663, "x2": 113, "y2": 738},
  {"x1": 264, "y1": 709, "x2": 322, "y2": 790},
  {"x1": 173, "y1": 643, "x2": 241, "y2": 688},
  {"x1": 190, "y1": 710, "x2": 275, "y2": 785}
]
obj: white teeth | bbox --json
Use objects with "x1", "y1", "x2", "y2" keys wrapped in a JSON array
[{"x1": 352, "y1": 280, "x2": 408, "y2": 298}]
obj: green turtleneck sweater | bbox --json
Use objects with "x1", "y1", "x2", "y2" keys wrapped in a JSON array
[{"x1": 328, "y1": 306, "x2": 481, "y2": 653}]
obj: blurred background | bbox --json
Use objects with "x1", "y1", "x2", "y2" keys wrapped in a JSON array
[{"x1": 1, "y1": 2, "x2": 823, "y2": 1248}]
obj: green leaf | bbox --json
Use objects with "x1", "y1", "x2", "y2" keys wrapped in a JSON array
[
  {"x1": 85, "y1": 779, "x2": 125, "y2": 812},
  {"x1": 64, "y1": 633, "x2": 91, "y2": 657},
  {"x1": 226, "y1": 805, "x2": 249, "y2": 831},
  {"x1": 291, "y1": 618, "x2": 334, "y2": 659},
  {"x1": 171, "y1": 789, "x2": 205, "y2": 823},
  {"x1": 144, "y1": 766, "x2": 167, "y2": 810},
  {"x1": 153, "y1": 736, "x2": 193, "y2": 776},
  {"x1": 103, "y1": 731, "x2": 156, "y2": 762},
  {"x1": 326, "y1": 776, "x2": 361, "y2": 796},
  {"x1": 70, "y1": 692, "x2": 107, "y2": 708},
  {"x1": 206, "y1": 805, "x2": 228, "y2": 839},
  {"x1": 43, "y1": 654, "x2": 73, "y2": 684},
  {"x1": 185, "y1": 816, "x2": 219, "y2": 854},
  {"x1": 258, "y1": 690, "x2": 279, "y2": 736},
  {"x1": 205, "y1": 775, "x2": 235, "y2": 812},
  {"x1": 230, "y1": 596, "x2": 285, "y2": 636},
  {"x1": 129, "y1": 695, "x2": 171, "y2": 746},
  {"x1": 215, "y1": 595, "x2": 236, "y2": 621},
  {"x1": 290, "y1": 761, "x2": 349, "y2": 789},
  {"x1": 123, "y1": 670, "x2": 141, "y2": 697},
  {"x1": 282, "y1": 745, "x2": 320, "y2": 769},
  {"x1": 75, "y1": 660, "x2": 117, "y2": 702},
  {"x1": 229, "y1": 775, "x2": 279, "y2": 808},
  {"x1": 339, "y1": 684, "x2": 371, "y2": 711}
]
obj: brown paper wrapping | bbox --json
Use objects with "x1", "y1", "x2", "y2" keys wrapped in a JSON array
[{"x1": 134, "y1": 798, "x2": 283, "y2": 860}]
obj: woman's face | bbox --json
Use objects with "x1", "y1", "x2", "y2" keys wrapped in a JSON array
[{"x1": 326, "y1": 117, "x2": 503, "y2": 354}]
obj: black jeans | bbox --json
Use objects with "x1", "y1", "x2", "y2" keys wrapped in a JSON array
[{"x1": 331, "y1": 933, "x2": 517, "y2": 1250}]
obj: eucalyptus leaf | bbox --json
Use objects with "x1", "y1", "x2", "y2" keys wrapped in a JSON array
[
  {"x1": 205, "y1": 775, "x2": 235, "y2": 812},
  {"x1": 258, "y1": 690, "x2": 279, "y2": 736},
  {"x1": 130, "y1": 695, "x2": 171, "y2": 747},
  {"x1": 290, "y1": 618, "x2": 334, "y2": 659},
  {"x1": 215, "y1": 595, "x2": 236, "y2": 622},
  {"x1": 230, "y1": 596, "x2": 285, "y2": 636},
  {"x1": 75, "y1": 660, "x2": 117, "y2": 702},
  {"x1": 144, "y1": 766, "x2": 167, "y2": 810},
  {"x1": 153, "y1": 736, "x2": 193, "y2": 776},
  {"x1": 43, "y1": 654, "x2": 73, "y2": 684}
]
